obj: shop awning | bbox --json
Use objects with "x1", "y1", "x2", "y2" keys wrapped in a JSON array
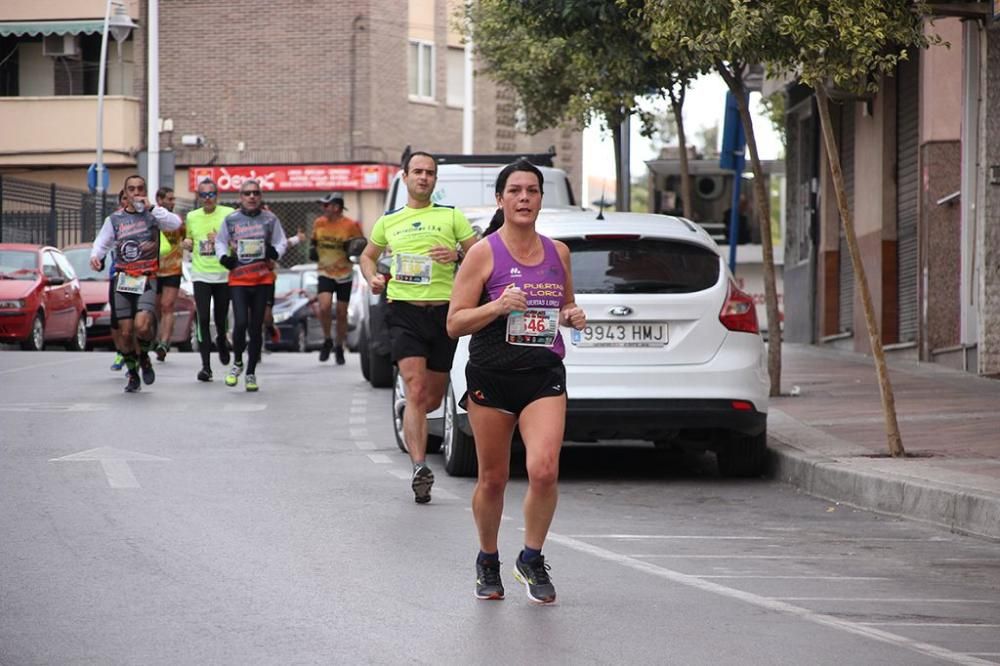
[{"x1": 0, "y1": 20, "x2": 106, "y2": 38}]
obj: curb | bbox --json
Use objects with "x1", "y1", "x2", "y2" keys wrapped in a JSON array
[{"x1": 766, "y1": 439, "x2": 1000, "y2": 542}]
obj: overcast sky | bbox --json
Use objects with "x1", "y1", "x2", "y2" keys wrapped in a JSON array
[{"x1": 582, "y1": 73, "x2": 783, "y2": 203}]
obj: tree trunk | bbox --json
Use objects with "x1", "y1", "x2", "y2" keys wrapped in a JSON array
[
  {"x1": 717, "y1": 62, "x2": 782, "y2": 397},
  {"x1": 669, "y1": 88, "x2": 694, "y2": 219},
  {"x1": 815, "y1": 85, "x2": 904, "y2": 457}
]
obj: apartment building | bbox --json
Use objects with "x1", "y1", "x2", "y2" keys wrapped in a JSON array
[{"x1": 0, "y1": 0, "x2": 582, "y2": 232}]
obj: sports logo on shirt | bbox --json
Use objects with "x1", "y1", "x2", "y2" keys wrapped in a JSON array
[{"x1": 509, "y1": 267, "x2": 522, "y2": 277}]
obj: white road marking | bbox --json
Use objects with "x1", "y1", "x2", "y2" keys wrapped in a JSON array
[
  {"x1": 350, "y1": 405, "x2": 366, "y2": 414},
  {"x1": 50, "y1": 446, "x2": 169, "y2": 490},
  {"x1": 695, "y1": 575, "x2": 892, "y2": 580},
  {"x1": 564, "y1": 534, "x2": 952, "y2": 542},
  {"x1": 547, "y1": 532, "x2": 995, "y2": 666},
  {"x1": 0, "y1": 357, "x2": 89, "y2": 375},
  {"x1": 354, "y1": 441, "x2": 376, "y2": 450},
  {"x1": 349, "y1": 428, "x2": 368, "y2": 438},
  {"x1": 349, "y1": 416, "x2": 366, "y2": 425},
  {"x1": 0, "y1": 403, "x2": 109, "y2": 412},
  {"x1": 858, "y1": 623, "x2": 1000, "y2": 628},
  {"x1": 223, "y1": 403, "x2": 267, "y2": 412},
  {"x1": 633, "y1": 555, "x2": 842, "y2": 560},
  {"x1": 367, "y1": 454, "x2": 392, "y2": 464},
  {"x1": 388, "y1": 469, "x2": 412, "y2": 480},
  {"x1": 773, "y1": 598, "x2": 1000, "y2": 604},
  {"x1": 565, "y1": 535, "x2": 771, "y2": 540}
]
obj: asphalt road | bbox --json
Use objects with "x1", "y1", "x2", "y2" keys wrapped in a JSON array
[{"x1": 2, "y1": 350, "x2": 999, "y2": 665}]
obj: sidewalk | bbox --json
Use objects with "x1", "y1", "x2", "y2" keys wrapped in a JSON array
[{"x1": 766, "y1": 343, "x2": 1000, "y2": 541}]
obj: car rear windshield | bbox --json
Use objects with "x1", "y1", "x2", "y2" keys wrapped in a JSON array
[
  {"x1": 0, "y1": 250, "x2": 37, "y2": 279},
  {"x1": 563, "y1": 238, "x2": 721, "y2": 294},
  {"x1": 62, "y1": 249, "x2": 105, "y2": 281}
]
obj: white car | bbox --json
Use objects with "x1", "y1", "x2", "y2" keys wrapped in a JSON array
[{"x1": 440, "y1": 210, "x2": 770, "y2": 478}]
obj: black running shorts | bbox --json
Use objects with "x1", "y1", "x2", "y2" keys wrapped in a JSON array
[
  {"x1": 156, "y1": 274, "x2": 182, "y2": 293},
  {"x1": 385, "y1": 301, "x2": 457, "y2": 372},
  {"x1": 317, "y1": 275, "x2": 352, "y2": 302},
  {"x1": 462, "y1": 363, "x2": 567, "y2": 415}
]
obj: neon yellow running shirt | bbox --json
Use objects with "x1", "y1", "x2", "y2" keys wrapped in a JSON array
[
  {"x1": 370, "y1": 204, "x2": 475, "y2": 302},
  {"x1": 185, "y1": 205, "x2": 234, "y2": 279}
]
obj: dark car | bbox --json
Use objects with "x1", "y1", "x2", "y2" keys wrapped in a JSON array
[
  {"x1": 60, "y1": 244, "x2": 197, "y2": 351},
  {"x1": 266, "y1": 267, "x2": 325, "y2": 353},
  {"x1": 0, "y1": 243, "x2": 88, "y2": 351}
]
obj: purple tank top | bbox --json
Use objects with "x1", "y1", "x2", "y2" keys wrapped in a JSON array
[{"x1": 476, "y1": 232, "x2": 566, "y2": 361}]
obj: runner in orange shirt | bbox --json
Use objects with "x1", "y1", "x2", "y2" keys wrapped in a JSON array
[{"x1": 310, "y1": 192, "x2": 364, "y2": 364}]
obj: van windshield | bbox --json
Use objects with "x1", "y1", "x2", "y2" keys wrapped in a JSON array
[{"x1": 387, "y1": 167, "x2": 573, "y2": 211}]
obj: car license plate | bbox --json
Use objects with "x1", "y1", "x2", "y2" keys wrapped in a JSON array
[{"x1": 571, "y1": 322, "x2": 667, "y2": 347}]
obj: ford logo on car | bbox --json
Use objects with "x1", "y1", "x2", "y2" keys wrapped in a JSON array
[{"x1": 608, "y1": 306, "x2": 633, "y2": 316}]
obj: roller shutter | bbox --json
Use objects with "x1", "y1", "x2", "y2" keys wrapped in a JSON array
[
  {"x1": 896, "y1": 56, "x2": 920, "y2": 342},
  {"x1": 838, "y1": 103, "x2": 856, "y2": 333}
]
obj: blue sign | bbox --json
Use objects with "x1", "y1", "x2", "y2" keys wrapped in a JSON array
[
  {"x1": 720, "y1": 91, "x2": 747, "y2": 172},
  {"x1": 87, "y1": 163, "x2": 110, "y2": 193}
]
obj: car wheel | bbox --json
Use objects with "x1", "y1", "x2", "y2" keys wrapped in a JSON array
[
  {"x1": 296, "y1": 322, "x2": 308, "y2": 353},
  {"x1": 392, "y1": 368, "x2": 408, "y2": 453},
  {"x1": 20, "y1": 312, "x2": 45, "y2": 351},
  {"x1": 368, "y1": 342, "x2": 393, "y2": 389},
  {"x1": 442, "y1": 383, "x2": 477, "y2": 477},
  {"x1": 716, "y1": 430, "x2": 767, "y2": 478},
  {"x1": 65, "y1": 314, "x2": 87, "y2": 351},
  {"x1": 359, "y1": 325, "x2": 371, "y2": 381}
]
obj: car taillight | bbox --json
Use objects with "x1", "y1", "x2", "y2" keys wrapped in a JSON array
[{"x1": 719, "y1": 280, "x2": 759, "y2": 334}]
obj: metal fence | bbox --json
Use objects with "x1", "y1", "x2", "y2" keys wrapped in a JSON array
[
  {"x1": 0, "y1": 175, "x2": 322, "y2": 267},
  {"x1": 212, "y1": 197, "x2": 332, "y2": 268},
  {"x1": 0, "y1": 175, "x2": 118, "y2": 247}
]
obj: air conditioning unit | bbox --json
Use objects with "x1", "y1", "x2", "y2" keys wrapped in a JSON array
[{"x1": 43, "y1": 34, "x2": 81, "y2": 59}]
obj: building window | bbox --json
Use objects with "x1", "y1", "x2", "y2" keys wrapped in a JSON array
[
  {"x1": 446, "y1": 46, "x2": 464, "y2": 107},
  {"x1": 408, "y1": 39, "x2": 434, "y2": 101}
]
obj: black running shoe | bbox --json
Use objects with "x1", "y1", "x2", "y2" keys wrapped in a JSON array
[
  {"x1": 319, "y1": 339, "x2": 333, "y2": 362},
  {"x1": 334, "y1": 345, "x2": 345, "y2": 365},
  {"x1": 411, "y1": 464, "x2": 434, "y2": 504},
  {"x1": 154, "y1": 342, "x2": 168, "y2": 362},
  {"x1": 139, "y1": 353, "x2": 155, "y2": 385},
  {"x1": 475, "y1": 559, "x2": 505, "y2": 600},
  {"x1": 513, "y1": 553, "x2": 556, "y2": 604},
  {"x1": 197, "y1": 368, "x2": 213, "y2": 382},
  {"x1": 217, "y1": 336, "x2": 231, "y2": 366},
  {"x1": 124, "y1": 370, "x2": 141, "y2": 393}
]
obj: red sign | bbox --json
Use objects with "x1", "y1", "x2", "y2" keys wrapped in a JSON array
[{"x1": 188, "y1": 164, "x2": 397, "y2": 193}]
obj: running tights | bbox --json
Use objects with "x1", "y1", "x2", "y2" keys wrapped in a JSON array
[
  {"x1": 194, "y1": 281, "x2": 230, "y2": 370},
  {"x1": 230, "y1": 284, "x2": 270, "y2": 375}
]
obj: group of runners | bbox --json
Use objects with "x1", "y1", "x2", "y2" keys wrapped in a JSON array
[
  {"x1": 93, "y1": 176, "x2": 362, "y2": 391},
  {"x1": 90, "y1": 151, "x2": 587, "y2": 604}
]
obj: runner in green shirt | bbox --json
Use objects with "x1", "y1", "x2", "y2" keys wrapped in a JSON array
[
  {"x1": 182, "y1": 178, "x2": 235, "y2": 382},
  {"x1": 360, "y1": 151, "x2": 478, "y2": 504}
]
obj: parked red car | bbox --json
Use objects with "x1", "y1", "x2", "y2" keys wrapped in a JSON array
[
  {"x1": 0, "y1": 243, "x2": 88, "y2": 350},
  {"x1": 60, "y1": 243, "x2": 197, "y2": 351}
]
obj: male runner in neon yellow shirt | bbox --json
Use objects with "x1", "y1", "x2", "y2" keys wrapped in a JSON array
[
  {"x1": 360, "y1": 151, "x2": 478, "y2": 504},
  {"x1": 182, "y1": 178, "x2": 235, "y2": 382}
]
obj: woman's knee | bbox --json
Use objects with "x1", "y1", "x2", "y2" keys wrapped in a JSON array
[{"x1": 526, "y1": 454, "x2": 559, "y2": 488}]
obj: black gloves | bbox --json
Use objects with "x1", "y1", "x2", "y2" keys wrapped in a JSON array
[
  {"x1": 219, "y1": 254, "x2": 237, "y2": 270},
  {"x1": 308, "y1": 246, "x2": 318, "y2": 262},
  {"x1": 265, "y1": 244, "x2": 279, "y2": 261}
]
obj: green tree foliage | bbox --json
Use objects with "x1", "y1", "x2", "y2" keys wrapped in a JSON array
[
  {"x1": 645, "y1": 0, "x2": 785, "y2": 395},
  {"x1": 758, "y1": 0, "x2": 935, "y2": 457},
  {"x1": 466, "y1": 0, "x2": 702, "y2": 210}
]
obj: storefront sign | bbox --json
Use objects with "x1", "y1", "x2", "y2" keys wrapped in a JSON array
[{"x1": 188, "y1": 164, "x2": 397, "y2": 193}]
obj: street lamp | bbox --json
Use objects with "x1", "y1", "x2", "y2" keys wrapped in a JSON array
[{"x1": 95, "y1": 1, "x2": 136, "y2": 219}]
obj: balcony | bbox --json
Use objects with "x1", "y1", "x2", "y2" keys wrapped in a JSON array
[{"x1": 0, "y1": 96, "x2": 141, "y2": 167}]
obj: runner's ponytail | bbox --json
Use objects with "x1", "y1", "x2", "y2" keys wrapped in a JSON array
[{"x1": 484, "y1": 208, "x2": 504, "y2": 237}]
